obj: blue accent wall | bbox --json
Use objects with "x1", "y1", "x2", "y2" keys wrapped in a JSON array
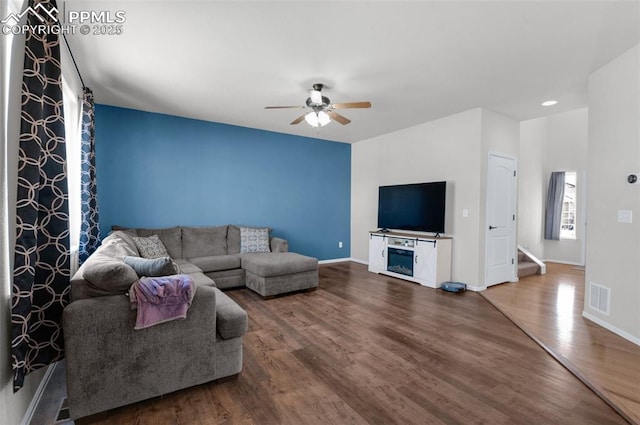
[{"x1": 94, "y1": 105, "x2": 351, "y2": 260}]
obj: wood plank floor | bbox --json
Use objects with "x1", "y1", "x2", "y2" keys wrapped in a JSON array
[
  {"x1": 35, "y1": 262, "x2": 627, "y2": 424},
  {"x1": 482, "y1": 263, "x2": 640, "y2": 425}
]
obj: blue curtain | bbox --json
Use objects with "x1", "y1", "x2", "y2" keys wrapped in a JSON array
[
  {"x1": 78, "y1": 87, "x2": 101, "y2": 264},
  {"x1": 11, "y1": 0, "x2": 71, "y2": 391},
  {"x1": 544, "y1": 171, "x2": 565, "y2": 240}
]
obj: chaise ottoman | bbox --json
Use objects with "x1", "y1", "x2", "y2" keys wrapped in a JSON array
[{"x1": 241, "y1": 252, "x2": 318, "y2": 298}]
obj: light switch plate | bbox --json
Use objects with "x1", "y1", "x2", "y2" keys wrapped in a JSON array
[{"x1": 617, "y1": 209, "x2": 633, "y2": 223}]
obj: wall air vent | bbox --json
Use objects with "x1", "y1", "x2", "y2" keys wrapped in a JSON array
[{"x1": 589, "y1": 282, "x2": 610, "y2": 316}]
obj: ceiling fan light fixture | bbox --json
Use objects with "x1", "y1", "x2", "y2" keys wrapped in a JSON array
[
  {"x1": 304, "y1": 111, "x2": 331, "y2": 127},
  {"x1": 317, "y1": 110, "x2": 331, "y2": 126},
  {"x1": 304, "y1": 112, "x2": 319, "y2": 127},
  {"x1": 309, "y1": 89, "x2": 323, "y2": 105}
]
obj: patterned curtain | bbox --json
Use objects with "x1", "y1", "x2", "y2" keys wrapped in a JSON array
[
  {"x1": 78, "y1": 87, "x2": 100, "y2": 263},
  {"x1": 11, "y1": 0, "x2": 71, "y2": 391}
]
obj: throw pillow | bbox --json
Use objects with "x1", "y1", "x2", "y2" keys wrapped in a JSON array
[
  {"x1": 135, "y1": 227, "x2": 183, "y2": 259},
  {"x1": 100, "y1": 232, "x2": 139, "y2": 258},
  {"x1": 240, "y1": 227, "x2": 271, "y2": 253},
  {"x1": 230, "y1": 225, "x2": 274, "y2": 254},
  {"x1": 133, "y1": 234, "x2": 170, "y2": 259},
  {"x1": 111, "y1": 231, "x2": 140, "y2": 254},
  {"x1": 123, "y1": 256, "x2": 179, "y2": 277},
  {"x1": 83, "y1": 255, "x2": 139, "y2": 294}
]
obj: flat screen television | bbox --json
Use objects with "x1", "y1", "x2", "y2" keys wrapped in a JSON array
[{"x1": 377, "y1": 181, "x2": 446, "y2": 234}]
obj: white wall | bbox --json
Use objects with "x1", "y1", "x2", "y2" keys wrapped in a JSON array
[
  {"x1": 544, "y1": 108, "x2": 588, "y2": 265},
  {"x1": 351, "y1": 108, "x2": 483, "y2": 286},
  {"x1": 518, "y1": 108, "x2": 588, "y2": 265},
  {"x1": 351, "y1": 107, "x2": 520, "y2": 288},
  {"x1": 586, "y1": 44, "x2": 640, "y2": 342},
  {"x1": 518, "y1": 119, "x2": 547, "y2": 259},
  {"x1": 1, "y1": 1, "x2": 47, "y2": 423},
  {"x1": 479, "y1": 109, "x2": 520, "y2": 282}
]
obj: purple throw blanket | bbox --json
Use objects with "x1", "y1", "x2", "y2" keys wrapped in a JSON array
[{"x1": 129, "y1": 274, "x2": 195, "y2": 330}]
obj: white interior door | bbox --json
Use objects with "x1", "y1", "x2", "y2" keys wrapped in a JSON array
[{"x1": 485, "y1": 153, "x2": 517, "y2": 287}]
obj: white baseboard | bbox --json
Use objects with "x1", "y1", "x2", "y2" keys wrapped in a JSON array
[
  {"x1": 318, "y1": 257, "x2": 370, "y2": 265},
  {"x1": 543, "y1": 259, "x2": 584, "y2": 266},
  {"x1": 348, "y1": 257, "x2": 368, "y2": 265},
  {"x1": 318, "y1": 258, "x2": 352, "y2": 264},
  {"x1": 582, "y1": 311, "x2": 640, "y2": 347},
  {"x1": 21, "y1": 362, "x2": 56, "y2": 425}
]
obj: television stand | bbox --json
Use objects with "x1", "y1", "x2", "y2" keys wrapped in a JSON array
[{"x1": 367, "y1": 230, "x2": 452, "y2": 288}]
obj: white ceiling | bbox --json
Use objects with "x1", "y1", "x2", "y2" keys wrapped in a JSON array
[{"x1": 64, "y1": 1, "x2": 640, "y2": 143}]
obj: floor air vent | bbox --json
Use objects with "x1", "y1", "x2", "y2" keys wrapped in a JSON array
[{"x1": 589, "y1": 282, "x2": 610, "y2": 315}]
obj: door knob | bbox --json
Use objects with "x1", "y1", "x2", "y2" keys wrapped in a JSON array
[{"x1": 489, "y1": 225, "x2": 497, "y2": 230}]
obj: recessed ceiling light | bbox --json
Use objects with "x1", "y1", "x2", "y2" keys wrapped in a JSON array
[{"x1": 542, "y1": 100, "x2": 558, "y2": 106}]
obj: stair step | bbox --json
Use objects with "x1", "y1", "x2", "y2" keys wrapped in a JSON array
[{"x1": 518, "y1": 261, "x2": 539, "y2": 278}]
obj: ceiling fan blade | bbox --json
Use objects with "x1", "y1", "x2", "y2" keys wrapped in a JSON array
[
  {"x1": 331, "y1": 101, "x2": 372, "y2": 109},
  {"x1": 328, "y1": 111, "x2": 351, "y2": 125},
  {"x1": 264, "y1": 106, "x2": 305, "y2": 109},
  {"x1": 290, "y1": 114, "x2": 306, "y2": 125}
]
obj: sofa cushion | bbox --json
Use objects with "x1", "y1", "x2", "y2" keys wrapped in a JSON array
[
  {"x1": 188, "y1": 271, "x2": 216, "y2": 288},
  {"x1": 240, "y1": 227, "x2": 271, "y2": 253},
  {"x1": 123, "y1": 256, "x2": 179, "y2": 277},
  {"x1": 182, "y1": 226, "x2": 227, "y2": 259},
  {"x1": 173, "y1": 259, "x2": 203, "y2": 274},
  {"x1": 204, "y1": 269, "x2": 245, "y2": 290},
  {"x1": 188, "y1": 255, "x2": 241, "y2": 272},
  {"x1": 133, "y1": 235, "x2": 170, "y2": 259},
  {"x1": 107, "y1": 230, "x2": 140, "y2": 256},
  {"x1": 214, "y1": 288, "x2": 248, "y2": 339},
  {"x1": 98, "y1": 233, "x2": 139, "y2": 259},
  {"x1": 241, "y1": 252, "x2": 318, "y2": 277},
  {"x1": 226, "y1": 225, "x2": 242, "y2": 254},
  {"x1": 111, "y1": 225, "x2": 136, "y2": 233},
  {"x1": 83, "y1": 254, "x2": 139, "y2": 294},
  {"x1": 135, "y1": 227, "x2": 182, "y2": 259}
]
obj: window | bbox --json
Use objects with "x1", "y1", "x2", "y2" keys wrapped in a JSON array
[
  {"x1": 560, "y1": 172, "x2": 577, "y2": 240},
  {"x1": 62, "y1": 73, "x2": 82, "y2": 250},
  {"x1": 61, "y1": 50, "x2": 84, "y2": 273}
]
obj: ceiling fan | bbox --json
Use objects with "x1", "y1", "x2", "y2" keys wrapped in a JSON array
[{"x1": 264, "y1": 83, "x2": 372, "y2": 128}]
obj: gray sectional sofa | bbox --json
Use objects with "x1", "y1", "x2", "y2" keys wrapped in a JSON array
[{"x1": 63, "y1": 224, "x2": 318, "y2": 419}]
